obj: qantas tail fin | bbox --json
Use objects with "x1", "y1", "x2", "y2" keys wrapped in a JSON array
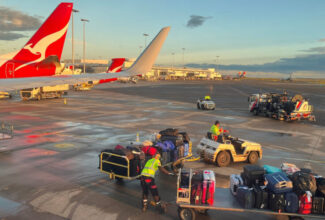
[
  {"x1": 106, "y1": 58, "x2": 126, "y2": 73},
  {"x1": 127, "y1": 26, "x2": 170, "y2": 76},
  {"x1": 0, "y1": 3, "x2": 73, "y2": 78}
]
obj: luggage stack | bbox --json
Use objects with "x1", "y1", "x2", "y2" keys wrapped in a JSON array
[
  {"x1": 153, "y1": 128, "x2": 191, "y2": 165},
  {"x1": 230, "y1": 163, "x2": 325, "y2": 215},
  {"x1": 189, "y1": 170, "x2": 215, "y2": 206}
]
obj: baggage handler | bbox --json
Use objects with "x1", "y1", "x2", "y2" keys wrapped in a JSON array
[
  {"x1": 210, "y1": 120, "x2": 228, "y2": 142},
  {"x1": 140, "y1": 152, "x2": 173, "y2": 212},
  {"x1": 204, "y1": 95, "x2": 211, "y2": 100}
]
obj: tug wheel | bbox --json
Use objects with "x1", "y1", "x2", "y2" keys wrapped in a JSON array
[
  {"x1": 248, "y1": 151, "x2": 258, "y2": 164},
  {"x1": 216, "y1": 151, "x2": 231, "y2": 167}
]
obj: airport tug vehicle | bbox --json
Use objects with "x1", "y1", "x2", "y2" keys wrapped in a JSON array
[
  {"x1": 197, "y1": 133, "x2": 262, "y2": 167},
  {"x1": 197, "y1": 98, "x2": 216, "y2": 110},
  {"x1": 248, "y1": 92, "x2": 315, "y2": 121}
]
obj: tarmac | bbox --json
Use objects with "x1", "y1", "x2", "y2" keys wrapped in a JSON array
[{"x1": 0, "y1": 79, "x2": 324, "y2": 220}]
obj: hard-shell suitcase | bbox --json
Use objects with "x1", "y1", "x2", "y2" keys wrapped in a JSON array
[
  {"x1": 268, "y1": 192, "x2": 286, "y2": 212},
  {"x1": 298, "y1": 191, "x2": 312, "y2": 215},
  {"x1": 202, "y1": 170, "x2": 215, "y2": 206},
  {"x1": 191, "y1": 182, "x2": 202, "y2": 205},
  {"x1": 230, "y1": 174, "x2": 244, "y2": 196},
  {"x1": 265, "y1": 172, "x2": 293, "y2": 194},
  {"x1": 236, "y1": 187, "x2": 255, "y2": 209},
  {"x1": 253, "y1": 185, "x2": 268, "y2": 209},
  {"x1": 284, "y1": 192, "x2": 299, "y2": 213},
  {"x1": 312, "y1": 197, "x2": 324, "y2": 214},
  {"x1": 243, "y1": 165, "x2": 265, "y2": 187},
  {"x1": 263, "y1": 165, "x2": 282, "y2": 174}
]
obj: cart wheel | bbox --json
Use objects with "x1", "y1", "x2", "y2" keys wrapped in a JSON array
[
  {"x1": 216, "y1": 151, "x2": 231, "y2": 167},
  {"x1": 178, "y1": 207, "x2": 196, "y2": 220},
  {"x1": 197, "y1": 209, "x2": 208, "y2": 215},
  {"x1": 197, "y1": 103, "x2": 200, "y2": 109},
  {"x1": 248, "y1": 151, "x2": 258, "y2": 164}
]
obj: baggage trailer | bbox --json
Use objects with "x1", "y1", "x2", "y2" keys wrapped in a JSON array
[
  {"x1": 20, "y1": 84, "x2": 69, "y2": 101},
  {"x1": 176, "y1": 169, "x2": 324, "y2": 220}
]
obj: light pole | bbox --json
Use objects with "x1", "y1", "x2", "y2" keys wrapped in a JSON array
[
  {"x1": 182, "y1": 48, "x2": 185, "y2": 68},
  {"x1": 215, "y1": 56, "x2": 220, "y2": 72},
  {"x1": 71, "y1": 9, "x2": 79, "y2": 72},
  {"x1": 81, "y1": 18, "x2": 89, "y2": 73},
  {"x1": 143, "y1": 33, "x2": 149, "y2": 48}
]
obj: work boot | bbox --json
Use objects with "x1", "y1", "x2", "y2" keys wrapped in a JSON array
[{"x1": 142, "y1": 200, "x2": 148, "y2": 212}]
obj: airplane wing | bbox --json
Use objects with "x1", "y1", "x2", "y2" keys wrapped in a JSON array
[{"x1": 0, "y1": 26, "x2": 170, "y2": 91}]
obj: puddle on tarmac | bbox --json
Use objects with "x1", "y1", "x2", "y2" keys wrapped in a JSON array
[{"x1": 0, "y1": 196, "x2": 21, "y2": 217}]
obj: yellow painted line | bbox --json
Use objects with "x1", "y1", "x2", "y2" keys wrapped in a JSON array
[{"x1": 54, "y1": 143, "x2": 75, "y2": 148}]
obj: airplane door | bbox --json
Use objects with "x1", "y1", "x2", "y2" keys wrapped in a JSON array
[{"x1": 5, "y1": 62, "x2": 15, "y2": 78}]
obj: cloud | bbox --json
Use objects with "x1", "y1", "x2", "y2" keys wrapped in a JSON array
[
  {"x1": 186, "y1": 54, "x2": 325, "y2": 73},
  {"x1": 300, "y1": 46, "x2": 325, "y2": 54},
  {"x1": 0, "y1": 6, "x2": 42, "y2": 41},
  {"x1": 0, "y1": 32, "x2": 26, "y2": 41},
  {"x1": 186, "y1": 15, "x2": 212, "y2": 28}
]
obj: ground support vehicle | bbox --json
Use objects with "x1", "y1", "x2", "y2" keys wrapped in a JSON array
[
  {"x1": 99, "y1": 142, "x2": 193, "y2": 181},
  {"x1": 248, "y1": 93, "x2": 315, "y2": 121},
  {"x1": 197, "y1": 135, "x2": 262, "y2": 167},
  {"x1": 176, "y1": 169, "x2": 324, "y2": 220},
  {"x1": 20, "y1": 84, "x2": 69, "y2": 100},
  {"x1": 73, "y1": 82, "x2": 94, "y2": 91},
  {"x1": 197, "y1": 98, "x2": 215, "y2": 110}
]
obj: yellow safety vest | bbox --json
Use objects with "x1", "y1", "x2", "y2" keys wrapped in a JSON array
[
  {"x1": 205, "y1": 96, "x2": 211, "y2": 100},
  {"x1": 210, "y1": 124, "x2": 220, "y2": 136},
  {"x1": 141, "y1": 158, "x2": 161, "y2": 178}
]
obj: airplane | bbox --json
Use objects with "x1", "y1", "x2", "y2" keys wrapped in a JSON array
[{"x1": 0, "y1": 2, "x2": 170, "y2": 92}]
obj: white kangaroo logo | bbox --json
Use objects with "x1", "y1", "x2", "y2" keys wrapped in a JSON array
[
  {"x1": 110, "y1": 65, "x2": 123, "y2": 73},
  {"x1": 15, "y1": 22, "x2": 69, "y2": 71}
]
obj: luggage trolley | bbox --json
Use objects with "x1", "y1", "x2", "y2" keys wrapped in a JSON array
[{"x1": 176, "y1": 169, "x2": 325, "y2": 220}]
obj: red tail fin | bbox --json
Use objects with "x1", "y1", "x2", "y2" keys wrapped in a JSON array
[
  {"x1": 106, "y1": 58, "x2": 125, "y2": 73},
  {"x1": 0, "y1": 3, "x2": 73, "y2": 78}
]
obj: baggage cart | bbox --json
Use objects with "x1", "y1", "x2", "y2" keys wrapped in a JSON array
[{"x1": 176, "y1": 169, "x2": 325, "y2": 220}]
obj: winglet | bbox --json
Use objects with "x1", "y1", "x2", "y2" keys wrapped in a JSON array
[{"x1": 127, "y1": 26, "x2": 170, "y2": 75}]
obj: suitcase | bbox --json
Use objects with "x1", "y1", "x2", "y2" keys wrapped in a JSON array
[
  {"x1": 161, "y1": 135, "x2": 184, "y2": 147},
  {"x1": 243, "y1": 165, "x2": 265, "y2": 187},
  {"x1": 268, "y1": 192, "x2": 286, "y2": 212},
  {"x1": 285, "y1": 192, "x2": 299, "y2": 213},
  {"x1": 265, "y1": 172, "x2": 293, "y2": 194},
  {"x1": 312, "y1": 197, "x2": 324, "y2": 214},
  {"x1": 253, "y1": 185, "x2": 268, "y2": 209},
  {"x1": 263, "y1": 165, "x2": 282, "y2": 174},
  {"x1": 202, "y1": 170, "x2": 215, "y2": 206},
  {"x1": 230, "y1": 174, "x2": 244, "y2": 196},
  {"x1": 316, "y1": 177, "x2": 325, "y2": 197},
  {"x1": 159, "y1": 128, "x2": 178, "y2": 136},
  {"x1": 290, "y1": 171, "x2": 317, "y2": 196},
  {"x1": 184, "y1": 143, "x2": 189, "y2": 157},
  {"x1": 236, "y1": 187, "x2": 255, "y2": 209},
  {"x1": 191, "y1": 182, "x2": 202, "y2": 205},
  {"x1": 298, "y1": 191, "x2": 312, "y2": 214},
  {"x1": 163, "y1": 140, "x2": 175, "y2": 151}
]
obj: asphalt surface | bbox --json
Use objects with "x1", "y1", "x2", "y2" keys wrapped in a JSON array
[{"x1": 0, "y1": 79, "x2": 324, "y2": 220}]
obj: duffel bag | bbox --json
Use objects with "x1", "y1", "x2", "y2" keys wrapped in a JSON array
[
  {"x1": 230, "y1": 174, "x2": 244, "y2": 196},
  {"x1": 290, "y1": 171, "x2": 317, "y2": 196},
  {"x1": 281, "y1": 163, "x2": 300, "y2": 175},
  {"x1": 265, "y1": 172, "x2": 293, "y2": 194},
  {"x1": 263, "y1": 165, "x2": 282, "y2": 174}
]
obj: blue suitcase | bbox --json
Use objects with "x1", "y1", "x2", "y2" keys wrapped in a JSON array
[
  {"x1": 285, "y1": 192, "x2": 299, "y2": 213},
  {"x1": 236, "y1": 187, "x2": 255, "y2": 209},
  {"x1": 265, "y1": 172, "x2": 293, "y2": 194}
]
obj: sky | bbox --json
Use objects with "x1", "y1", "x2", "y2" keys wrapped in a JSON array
[{"x1": 1, "y1": 0, "x2": 325, "y2": 73}]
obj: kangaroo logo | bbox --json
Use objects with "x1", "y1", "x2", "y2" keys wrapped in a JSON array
[{"x1": 15, "y1": 22, "x2": 69, "y2": 72}]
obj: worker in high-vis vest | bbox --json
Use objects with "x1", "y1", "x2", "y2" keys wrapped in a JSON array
[
  {"x1": 204, "y1": 95, "x2": 211, "y2": 100},
  {"x1": 140, "y1": 152, "x2": 173, "y2": 212}
]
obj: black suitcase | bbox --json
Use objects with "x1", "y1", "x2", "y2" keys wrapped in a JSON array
[
  {"x1": 243, "y1": 165, "x2": 265, "y2": 187},
  {"x1": 253, "y1": 185, "x2": 268, "y2": 209},
  {"x1": 312, "y1": 197, "x2": 325, "y2": 214},
  {"x1": 268, "y1": 192, "x2": 286, "y2": 212},
  {"x1": 236, "y1": 187, "x2": 255, "y2": 209}
]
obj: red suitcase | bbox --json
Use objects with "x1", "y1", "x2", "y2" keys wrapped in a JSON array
[
  {"x1": 202, "y1": 170, "x2": 215, "y2": 206},
  {"x1": 298, "y1": 191, "x2": 312, "y2": 215}
]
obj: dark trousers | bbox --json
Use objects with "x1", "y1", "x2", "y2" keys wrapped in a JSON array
[{"x1": 140, "y1": 176, "x2": 159, "y2": 201}]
